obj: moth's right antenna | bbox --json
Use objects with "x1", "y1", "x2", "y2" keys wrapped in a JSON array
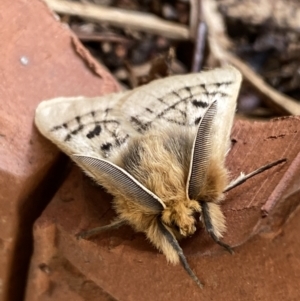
[
  {"x1": 157, "y1": 219, "x2": 203, "y2": 289},
  {"x1": 187, "y1": 100, "x2": 217, "y2": 200}
]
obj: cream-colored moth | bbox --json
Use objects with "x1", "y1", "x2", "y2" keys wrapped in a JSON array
[{"x1": 35, "y1": 66, "x2": 284, "y2": 288}]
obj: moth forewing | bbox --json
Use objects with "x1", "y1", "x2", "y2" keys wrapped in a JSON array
[
  {"x1": 35, "y1": 66, "x2": 245, "y2": 288},
  {"x1": 35, "y1": 93, "x2": 138, "y2": 159}
]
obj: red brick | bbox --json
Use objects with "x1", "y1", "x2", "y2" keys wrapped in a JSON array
[
  {"x1": 25, "y1": 117, "x2": 300, "y2": 300},
  {"x1": 0, "y1": 0, "x2": 119, "y2": 300}
]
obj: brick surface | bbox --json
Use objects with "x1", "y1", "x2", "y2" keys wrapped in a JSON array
[
  {"x1": 0, "y1": 1, "x2": 119, "y2": 300},
  {"x1": 25, "y1": 117, "x2": 300, "y2": 300}
]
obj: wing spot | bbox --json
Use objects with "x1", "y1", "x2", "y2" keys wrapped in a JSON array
[
  {"x1": 130, "y1": 116, "x2": 150, "y2": 133},
  {"x1": 194, "y1": 116, "x2": 201, "y2": 125},
  {"x1": 65, "y1": 134, "x2": 71, "y2": 142},
  {"x1": 101, "y1": 142, "x2": 113, "y2": 152},
  {"x1": 146, "y1": 108, "x2": 154, "y2": 113},
  {"x1": 51, "y1": 125, "x2": 62, "y2": 131},
  {"x1": 184, "y1": 86, "x2": 191, "y2": 93},
  {"x1": 192, "y1": 99, "x2": 209, "y2": 108},
  {"x1": 86, "y1": 124, "x2": 101, "y2": 139},
  {"x1": 71, "y1": 125, "x2": 84, "y2": 135},
  {"x1": 116, "y1": 134, "x2": 129, "y2": 146},
  {"x1": 214, "y1": 81, "x2": 233, "y2": 87}
]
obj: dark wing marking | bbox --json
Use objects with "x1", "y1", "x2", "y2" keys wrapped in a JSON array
[
  {"x1": 50, "y1": 106, "x2": 130, "y2": 158},
  {"x1": 73, "y1": 155, "x2": 166, "y2": 213},
  {"x1": 129, "y1": 83, "x2": 227, "y2": 133},
  {"x1": 187, "y1": 101, "x2": 217, "y2": 200}
]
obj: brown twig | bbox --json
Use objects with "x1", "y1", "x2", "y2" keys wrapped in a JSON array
[
  {"x1": 72, "y1": 30, "x2": 132, "y2": 44},
  {"x1": 44, "y1": 0, "x2": 190, "y2": 40},
  {"x1": 189, "y1": 0, "x2": 200, "y2": 39},
  {"x1": 190, "y1": 0, "x2": 206, "y2": 72},
  {"x1": 191, "y1": 21, "x2": 207, "y2": 72}
]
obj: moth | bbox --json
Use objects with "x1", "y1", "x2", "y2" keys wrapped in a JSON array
[{"x1": 35, "y1": 66, "x2": 284, "y2": 288}]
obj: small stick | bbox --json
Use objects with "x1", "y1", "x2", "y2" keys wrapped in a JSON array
[
  {"x1": 191, "y1": 0, "x2": 206, "y2": 72},
  {"x1": 45, "y1": 0, "x2": 189, "y2": 40},
  {"x1": 191, "y1": 21, "x2": 207, "y2": 72}
]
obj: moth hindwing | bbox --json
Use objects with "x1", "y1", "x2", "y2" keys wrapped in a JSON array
[{"x1": 36, "y1": 66, "x2": 245, "y2": 288}]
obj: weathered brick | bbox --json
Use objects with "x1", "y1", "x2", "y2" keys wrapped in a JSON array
[
  {"x1": 0, "y1": 0, "x2": 119, "y2": 300},
  {"x1": 25, "y1": 117, "x2": 300, "y2": 300}
]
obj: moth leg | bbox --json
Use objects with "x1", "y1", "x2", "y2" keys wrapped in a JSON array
[
  {"x1": 200, "y1": 202, "x2": 234, "y2": 254},
  {"x1": 76, "y1": 219, "x2": 126, "y2": 240},
  {"x1": 224, "y1": 158, "x2": 286, "y2": 193},
  {"x1": 157, "y1": 219, "x2": 203, "y2": 289}
]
